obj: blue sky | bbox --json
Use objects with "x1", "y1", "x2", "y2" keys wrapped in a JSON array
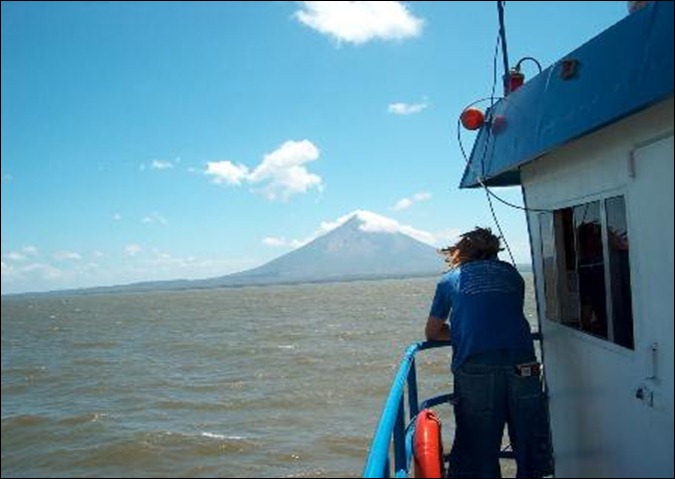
[{"x1": 1, "y1": 1, "x2": 626, "y2": 294}]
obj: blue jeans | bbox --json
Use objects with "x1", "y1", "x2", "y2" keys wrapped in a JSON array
[{"x1": 448, "y1": 351, "x2": 553, "y2": 478}]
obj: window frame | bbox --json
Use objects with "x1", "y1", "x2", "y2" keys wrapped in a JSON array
[{"x1": 537, "y1": 191, "x2": 634, "y2": 350}]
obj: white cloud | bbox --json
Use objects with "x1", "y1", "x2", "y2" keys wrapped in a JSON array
[
  {"x1": 263, "y1": 237, "x2": 306, "y2": 248},
  {"x1": 112, "y1": 213, "x2": 122, "y2": 221},
  {"x1": 4, "y1": 245, "x2": 40, "y2": 262},
  {"x1": 393, "y1": 198, "x2": 413, "y2": 210},
  {"x1": 125, "y1": 244, "x2": 142, "y2": 257},
  {"x1": 142, "y1": 212, "x2": 168, "y2": 225},
  {"x1": 294, "y1": 1, "x2": 424, "y2": 45},
  {"x1": 249, "y1": 140, "x2": 322, "y2": 200},
  {"x1": 263, "y1": 237, "x2": 287, "y2": 247},
  {"x1": 2, "y1": 260, "x2": 62, "y2": 284},
  {"x1": 6, "y1": 251, "x2": 26, "y2": 261},
  {"x1": 1, "y1": 245, "x2": 260, "y2": 294},
  {"x1": 388, "y1": 100, "x2": 429, "y2": 115},
  {"x1": 53, "y1": 251, "x2": 82, "y2": 262},
  {"x1": 205, "y1": 140, "x2": 323, "y2": 201},
  {"x1": 22, "y1": 245, "x2": 39, "y2": 256},
  {"x1": 206, "y1": 161, "x2": 250, "y2": 185},
  {"x1": 139, "y1": 158, "x2": 180, "y2": 171},
  {"x1": 151, "y1": 159, "x2": 175, "y2": 170},
  {"x1": 127, "y1": 249, "x2": 257, "y2": 281},
  {"x1": 21, "y1": 263, "x2": 63, "y2": 280},
  {"x1": 392, "y1": 191, "x2": 431, "y2": 210}
]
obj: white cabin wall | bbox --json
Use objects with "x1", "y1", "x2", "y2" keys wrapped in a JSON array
[
  {"x1": 521, "y1": 97, "x2": 674, "y2": 478},
  {"x1": 523, "y1": 98, "x2": 673, "y2": 207}
]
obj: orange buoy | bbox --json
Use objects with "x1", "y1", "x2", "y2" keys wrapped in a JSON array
[{"x1": 413, "y1": 409, "x2": 444, "y2": 478}]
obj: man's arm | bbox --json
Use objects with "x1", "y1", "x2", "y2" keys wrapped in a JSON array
[{"x1": 425, "y1": 316, "x2": 450, "y2": 341}]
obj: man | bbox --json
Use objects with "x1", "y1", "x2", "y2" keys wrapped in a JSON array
[{"x1": 425, "y1": 227, "x2": 552, "y2": 478}]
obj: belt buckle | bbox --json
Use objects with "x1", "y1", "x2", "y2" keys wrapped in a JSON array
[{"x1": 515, "y1": 361, "x2": 540, "y2": 377}]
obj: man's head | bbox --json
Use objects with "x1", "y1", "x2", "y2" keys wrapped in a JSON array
[{"x1": 440, "y1": 226, "x2": 503, "y2": 268}]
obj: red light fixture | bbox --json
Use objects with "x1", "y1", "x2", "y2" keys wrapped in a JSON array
[{"x1": 460, "y1": 107, "x2": 485, "y2": 131}]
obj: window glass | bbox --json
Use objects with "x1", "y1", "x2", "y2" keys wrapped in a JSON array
[
  {"x1": 606, "y1": 196, "x2": 634, "y2": 349},
  {"x1": 539, "y1": 212, "x2": 559, "y2": 322},
  {"x1": 557, "y1": 208, "x2": 579, "y2": 327},
  {"x1": 574, "y1": 202, "x2": 608, "y2": 339},
  {"x1": 539, "y1": 195, "x2": 634, "y2": 349}
]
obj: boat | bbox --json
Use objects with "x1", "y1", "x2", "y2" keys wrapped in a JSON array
[{"x1": 363, "y1": 1, "x2": 673, "y2": 477}]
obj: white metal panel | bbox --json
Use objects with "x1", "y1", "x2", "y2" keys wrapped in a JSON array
[
  {"x1": 522, "y1": 98, "x2": 674, "y2": 478},
  {"x1": 624, "y1": 134, "x2": 674, "y2": 476}
]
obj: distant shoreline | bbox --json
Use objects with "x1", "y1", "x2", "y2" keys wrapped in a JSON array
[{"x1": 2, "y1": 264, "x2": 533, "y2": 299}]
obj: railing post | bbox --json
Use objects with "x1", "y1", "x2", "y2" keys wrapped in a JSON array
[
  {"x1": 393, "y1": 396, "x2": 406, "y2": 476},
  {"x1": 407, "y1": 357, "x2": 419, "y2": 420}
]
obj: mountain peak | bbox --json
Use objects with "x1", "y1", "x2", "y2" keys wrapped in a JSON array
[
  {"x1": 218, "y1": 211, "x2": 443, "y2": 286},
  {"x1": 323, "y1": 210, "x2": 434, "y2": 245}
]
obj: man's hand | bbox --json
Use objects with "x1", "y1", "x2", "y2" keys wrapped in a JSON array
[{"x1": 425, "y1": 316, "x2": 450, "y2": 341}]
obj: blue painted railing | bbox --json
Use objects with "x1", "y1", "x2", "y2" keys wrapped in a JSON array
[
  {"x1": 362, "y1": 341, "x2": 452, "y2": 478},
  {"x1": 363, "y1": 333, "x2": 543, "y2": 478}
]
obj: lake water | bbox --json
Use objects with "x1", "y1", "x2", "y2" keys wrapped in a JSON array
[{"x1": 1, "y1": 274, "x2": 537, "y2": 477}]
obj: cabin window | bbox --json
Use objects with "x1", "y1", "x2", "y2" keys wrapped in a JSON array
[{"x1": 539, "y1": 196, "x2": 634, "y2": 349}]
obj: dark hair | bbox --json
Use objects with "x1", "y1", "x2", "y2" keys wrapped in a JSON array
[{"x1": 439, "y1": 226, "x2": 503, "y2": 268}]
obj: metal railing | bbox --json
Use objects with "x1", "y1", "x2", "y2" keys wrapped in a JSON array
[
  {"x1": 363, "y1": 333, "x2": 543, "y2": 478},
  {"x1": 362, "y1": 340, "x2": 452, "y2": 478}
]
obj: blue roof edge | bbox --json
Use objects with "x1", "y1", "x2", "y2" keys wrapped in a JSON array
[{"x1": 460, "y1": 1, "x2": 674, "y2": 189}]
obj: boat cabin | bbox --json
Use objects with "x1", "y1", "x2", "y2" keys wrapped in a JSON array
[{"x1": 460, "y1": 2, "x2": 673, "y2": 476}]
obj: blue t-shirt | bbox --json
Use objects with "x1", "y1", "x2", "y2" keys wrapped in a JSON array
[{"x1": 429, "y1": 259, "x2": 534, "y2": 371}]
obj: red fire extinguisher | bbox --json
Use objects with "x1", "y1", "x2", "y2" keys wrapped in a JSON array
[{"x1": 508, "y1": 68, "x2": 525, "y2": 93}]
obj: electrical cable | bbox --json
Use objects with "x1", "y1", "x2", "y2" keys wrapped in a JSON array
[
  {"x1": 515, "y1": 56, "x2": 543, "y2": 74},
  {"x1": 453, "y1": 5, "x2": 554, "y2": 265}
]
